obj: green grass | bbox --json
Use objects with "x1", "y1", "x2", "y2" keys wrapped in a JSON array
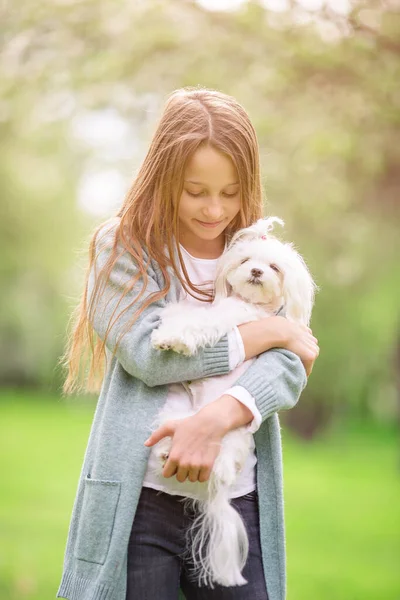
[
  {"x1": 283, "y1": 419, "x2": 400, "y2": 599},
  {"x1": 0, "y1": 390, "x2": 399, "y2": 600}
]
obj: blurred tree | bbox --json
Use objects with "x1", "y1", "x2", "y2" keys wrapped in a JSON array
[
  {"x1": 0, "y1": 116, "x2": 90, "y2": 389},
  {"x1": 0, "y1": 0, "x2": 398, "y2": 435}
]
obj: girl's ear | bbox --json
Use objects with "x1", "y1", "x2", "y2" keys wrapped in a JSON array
[{"x1": 282, "y1": 245, "x2": 317, "y2": 326}]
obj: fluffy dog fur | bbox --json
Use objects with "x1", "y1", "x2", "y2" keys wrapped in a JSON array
[{"x1": 148, "y1": 217, "x2": 316, "y2": 588}]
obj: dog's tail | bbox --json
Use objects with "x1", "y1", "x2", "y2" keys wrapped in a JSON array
[{"x1": 183, "y1": 489, "x2": 249, "y2": 589}]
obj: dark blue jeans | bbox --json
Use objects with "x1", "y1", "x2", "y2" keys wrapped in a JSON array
[{"x1": 126, "y1": 486, "x2": 269, "y2": 599}]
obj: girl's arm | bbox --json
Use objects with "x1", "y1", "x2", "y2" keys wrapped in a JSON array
[
  {"x1": 198, "y1": 310, "x2": 317, "y2": 430},
  {"x1": 205, "y1": 313, "x2": 318, "y2": 432},
  {"x1": 199, "y1": 349, "x2": 309, "y2": 433},
  {"x1": 87, "y1": 221, "x2": 231, "y2": 388}
]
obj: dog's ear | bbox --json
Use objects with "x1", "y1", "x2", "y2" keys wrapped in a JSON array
[
  {"x1": 282, "y1": 244, "x2": 317, "y2": 326},
  {"x1": 214, "y1": 252, "x2": 233, "y2": 299},
  {"x1": 228, "y1": 216, "x2": 284, "y2": 248},
  {"x1": 254, "y1": 216, "x2": 285, "y2": 236}
]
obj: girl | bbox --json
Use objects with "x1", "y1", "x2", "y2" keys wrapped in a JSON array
[{"x1": 56, "y1": 87, "x2": 319, "y2": 600}]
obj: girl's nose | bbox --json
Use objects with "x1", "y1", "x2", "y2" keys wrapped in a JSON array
[
  {"x1": 202, "y1": 199, "x2": 224, "y2": 221},
  {"x1": 202, "y1": 213, "x2": 224, "y2": 222}
]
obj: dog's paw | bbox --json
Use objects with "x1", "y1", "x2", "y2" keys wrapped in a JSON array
[
  {"x1": 151, "y1": 328, "x2": 174, "y2": 351},
  {"x1": 171, "y1": 331, "x2": 201, "y2": 356},
  {"x1": 149, "y1": 437, "x2": 173, "y2": 477},
  {"x1": 151, "y1": 329, "x2": 196, "y2": 355},
  {"x1": 170, "y1": 340, "x2": 196, "y2": 356}
]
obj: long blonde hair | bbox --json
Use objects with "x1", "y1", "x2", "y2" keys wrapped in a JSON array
[{"x1": 61, "y1": 86, "x2": 264, "y2": 396}]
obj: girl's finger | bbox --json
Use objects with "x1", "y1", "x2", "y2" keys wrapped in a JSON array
[
  {"x1": 163, "y1": 458, "x2": 179, "y2": 479},
  {"x1": 198, "y1": 466, "x2": 211, "y2": 483},
  {"x1": 188, "y1": 466, "x2": 201, "y2": 483},
  {"x1": 176, "y1": 465, "x2": 190, "y2": 483},
  {"x1": 144, "y1": 422, "x2": 173, "y2": 446},
  {"x1": 304, "y1": 332, "x2": 317, "y2": 344}
]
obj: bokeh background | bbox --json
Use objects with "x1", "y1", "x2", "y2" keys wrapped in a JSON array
[{"x1": 1, "y1": 0, "x2": 399, "y2": 598}]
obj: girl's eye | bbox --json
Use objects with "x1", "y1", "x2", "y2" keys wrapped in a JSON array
[
  {"x1": 270, "y1": 264, "x2": 280, "y2": 273},
  {"x1": 186, "y1": 191, "x2": 238, "y2": 198}
]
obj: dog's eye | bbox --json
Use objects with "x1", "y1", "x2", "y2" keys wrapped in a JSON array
[
  {"x1": 270, "y1": 264, "x2": 280, "y2": 273},
  {"x1": 240, "y1": 258, "x2": 249, "y2": 265}
]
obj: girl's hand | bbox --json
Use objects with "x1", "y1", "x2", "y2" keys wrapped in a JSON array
[
  {"x1": 271, "y1": 316, "x2": 319, "y2": 376},
  {"x1": 301, "y1": 356, "x2": 317, "y2": 377},
  {"x1": 143, "y1": 411, "x2": 226, "y2": 483}
]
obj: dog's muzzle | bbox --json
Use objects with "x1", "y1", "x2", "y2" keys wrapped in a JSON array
[{"x1": 247, "y1": 276, "x2": 263, "y2": 286}]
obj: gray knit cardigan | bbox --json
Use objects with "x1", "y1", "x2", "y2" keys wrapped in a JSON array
[{"x1": 56, "y1": 218, "x2": 307, "y2": 600}]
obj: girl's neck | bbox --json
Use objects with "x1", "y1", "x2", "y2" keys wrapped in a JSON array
[{"x1": 177, "y1": 233, "x2": 226, "y2": 260}]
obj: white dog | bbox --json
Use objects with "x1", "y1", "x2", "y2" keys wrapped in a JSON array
[{"x1": 149, "y1": 217, "x2": 316, "y2": 589}]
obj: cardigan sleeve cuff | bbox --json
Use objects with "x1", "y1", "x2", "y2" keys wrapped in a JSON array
[
  {"x1": 228, "y1": 349, "x2": 307, "y2": 423},
  {"x1": 223, "y1": 386, "x2": 263, "y2": 434}
]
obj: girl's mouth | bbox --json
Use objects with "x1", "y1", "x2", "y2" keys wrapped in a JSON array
[{"x1": 196, "y1": 219, "x2": 224, "y2": 228}]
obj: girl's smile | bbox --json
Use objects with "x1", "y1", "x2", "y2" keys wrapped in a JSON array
[{"x1": 195, "y1": 218, "x2": 226, "y2": 228}]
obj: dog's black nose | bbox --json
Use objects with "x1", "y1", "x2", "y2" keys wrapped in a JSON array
[{"x1": 251, "y1": 268, "x2": 263, "y2": 278}]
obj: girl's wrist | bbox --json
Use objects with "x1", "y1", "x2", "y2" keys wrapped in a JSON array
[
  {"x1": 262, "y1": 316, "x2": 289, "y2": 349},
  {"x1": 237, "y1": 316, "x2": 288, "y2": 359},
  {"x1": 197, "y1": 394, "x2": 253, "y2": 434}
]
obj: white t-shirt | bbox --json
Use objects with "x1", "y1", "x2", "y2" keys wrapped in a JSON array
[{"x1": 142, "y1": 243, "x2": 262, "y2": 499}]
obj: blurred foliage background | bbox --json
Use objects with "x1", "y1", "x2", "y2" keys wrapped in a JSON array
[{"x1": 1, "y1": 0, "x2": 399, "y2": 598}]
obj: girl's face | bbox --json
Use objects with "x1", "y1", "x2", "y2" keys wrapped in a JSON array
[{"x1": 177, "y1": 144, "x2": 241, "y2": 258}]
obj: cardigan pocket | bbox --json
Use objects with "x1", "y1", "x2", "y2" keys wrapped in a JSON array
[{"x1": 74, "y1": 476, "x2": 121, "y2": 565}]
